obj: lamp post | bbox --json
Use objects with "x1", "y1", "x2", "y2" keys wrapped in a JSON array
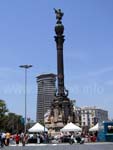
[{"x1": 19, "y1": 64, "x2": 32, "y2": 133}]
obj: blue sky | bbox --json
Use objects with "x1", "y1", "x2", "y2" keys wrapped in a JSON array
[{"x1": 0, "y1": 0, "x2": 113, "y2": 121}]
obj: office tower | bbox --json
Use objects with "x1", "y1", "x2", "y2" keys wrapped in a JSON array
[{"x1": 36, "y1": 73, "x2": 56, "y2": 122}]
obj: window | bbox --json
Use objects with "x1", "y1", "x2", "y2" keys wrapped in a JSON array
[
  {"x1": 83, "y1": 122, "x2": 85, "y2": 126},
  {"x1": 107, "y1": 125, "x2": 113, "y2": 134}
]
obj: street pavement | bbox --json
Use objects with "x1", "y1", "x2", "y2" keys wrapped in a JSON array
[{"x1": 1, "y1": 143, "x2": 113, "y2": 150}]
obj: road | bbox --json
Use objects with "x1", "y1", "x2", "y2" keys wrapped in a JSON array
[{"x1": 1, "y1": 143, "x2": 113, "y2": 150}]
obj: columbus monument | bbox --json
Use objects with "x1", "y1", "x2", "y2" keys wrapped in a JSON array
[{"x1": 45, "y1": 9, "x2": 75, "y2": 131}]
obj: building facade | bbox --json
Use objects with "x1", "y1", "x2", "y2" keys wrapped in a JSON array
[
  {"x1": 74, "y1": 106, "x2": 108, "y2": 132},
  {"x1": 74, "y1": 106, "x2": 81, "y2": 126},
  {"x1": 80, "y1": 106, "x2": 108, "y2": 129},
  {"x1": 36, "y1": 73, "x2": 56, "y2": 122}
]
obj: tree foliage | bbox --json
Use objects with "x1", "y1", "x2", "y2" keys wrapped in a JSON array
[
  {"x1": 0, "y1": 100, "x2": 8, "y2": 129},
  {"x1": 0, "y1": 99, "x2": 24, "y2": 133},
  {"x1": 0, "y1": 99, "x2": 8, "y2": 116}
]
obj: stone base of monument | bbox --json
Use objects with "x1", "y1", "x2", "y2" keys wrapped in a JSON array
[{"x1": 44, "y1": 95, "x2": 75, "y2": 133}]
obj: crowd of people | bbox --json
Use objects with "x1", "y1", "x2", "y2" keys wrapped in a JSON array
[
  {"x1": 0, "y1": 132, "x2": 28, "y2": 147},
  {"x1": 52, "y1": 132, "x2": 97, "y2": 144},
  {"x1": 0, "y1": 131, "x2": 97, "y2": 147}
]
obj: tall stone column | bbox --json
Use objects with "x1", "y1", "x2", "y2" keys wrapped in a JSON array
[
  {"x1": 54, "y1": 9, "x2": 74, "y2": 124},
  {"x1": 54, "y1": 9, "x2": 65, "y2": 96},
  {"x1": 45, "y1": 9, "x2": 75, "y2": 130}
]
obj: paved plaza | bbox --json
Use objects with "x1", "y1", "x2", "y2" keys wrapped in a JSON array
[{"x1": 1, "y1": 143, "x2": 113, "y2": 150}]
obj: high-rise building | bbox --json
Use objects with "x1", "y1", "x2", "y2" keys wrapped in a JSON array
[{"x1": 36, "y1": 73, "x2": 56, "y2": 122}]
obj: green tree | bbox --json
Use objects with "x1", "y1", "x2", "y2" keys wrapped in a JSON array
[
  {"x1": 0, "y1": 99, "x2": 8, "y2": 130},
  {"x1": 0, "y1": 99, "x2": 24, "y2": 133},
  {"x1": 4, "y1": 113, "x2": 24, "y2": 133},
  {"x1": 0, "y1": 99, "x2": 8, "y2": 115}
]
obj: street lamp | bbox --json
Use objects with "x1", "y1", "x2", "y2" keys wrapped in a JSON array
[{"x1": 19, "y1": 64, "x2": 32, "y2": 133}]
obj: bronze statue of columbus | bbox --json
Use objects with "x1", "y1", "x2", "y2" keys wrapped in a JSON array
[{"x1": 54, "y1": 8, "x2": 64, "y2": 22}]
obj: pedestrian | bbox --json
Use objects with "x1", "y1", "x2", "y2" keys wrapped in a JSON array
[
  {"x1": 37, "y1": 133, "x2": 40, "y2": 144},
  {"x1": 70, "y1": 133, "x2": 77, "y2": 144},
  {"x1": 0, "y1": 132, "x2": 3, "y2": 147},
  {"x1": 21, "y1": 133, "x2": 27, "y2": 146},
  {"x1": 15, "y1": 133, "x2": 20, "y2": 145},
  {"x1": 5, "y1": 132, "x2": 10, "y2": 146},
  {"x1": 1, "y1": 132, "x2": 6, "y2": 146}
]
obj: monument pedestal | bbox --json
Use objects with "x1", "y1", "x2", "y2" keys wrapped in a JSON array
[{"x1": 45, "y1": 95, "x2": 74, "y2": 131}]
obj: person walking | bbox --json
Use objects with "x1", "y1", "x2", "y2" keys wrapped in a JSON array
[
  {"x1": 1, "y1": 132, "x2": 6, "y2": 146},
  {"x1": 15, "y1": 133, "x2": 20, "y2": 145},
  {"x1": 21, "y1": 133, "x2": 26, "y2": 146},
  {"x1": 0, "y1": 132, "x2": 3, "y2": 147},
  {"x1": 5, "y1": 132, "x2": 10, "y2": 146}
]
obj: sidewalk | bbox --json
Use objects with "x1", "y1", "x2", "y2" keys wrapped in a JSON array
[
  {"x1": 10, "y1": 143, "x2": 67, "y2": 146},
  {"x1": 9, "y1": 142, "x2": 113, "y2": 146}
]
